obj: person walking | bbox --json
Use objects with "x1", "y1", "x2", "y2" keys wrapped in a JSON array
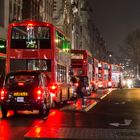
[
  {"x1": 70, "y1": 76, "x2": 78, "y2": 105},
  {"x1": 76, "y1": 78, "x2": 86, "y2": 108},
  {"x1": 118, "y1": 75, "x2": 122, "y2": 89}
]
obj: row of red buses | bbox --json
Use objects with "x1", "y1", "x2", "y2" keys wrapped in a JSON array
[
  {"x1": 108, "y1": 64, "x2": 123, "y2": 87},
  {"x1": 96, "y1": 62, "x2": 123, "y2": 89},
  {"x1": 6, "y1": 20, "x2": 73, "y2": 105},
  {"x1": 91, "y1": 58, "x2": 99, "y2": 91},
  {"x1": 5, "y1": 20, "x2": 123, "y2": 105},
  {"x1": 70, "y1": 50, "x2": 123, "y2": 90}
]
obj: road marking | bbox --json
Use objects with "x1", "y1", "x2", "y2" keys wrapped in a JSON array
[
  {"x1": 100, "y1": 89, "x2": 112, "y2": 100},
  {"x1": 109, "y1": 119, "x2": 132, "y2": 127},
  {"x1": 24, "y1": 127, "x2": 140, "y2": 140},
  {"x1": 115, "y1": 101, "x2": 126, "y2": 104},
  {"x1": 84, "y1": 102, "x2": 97, "y2": 112}
]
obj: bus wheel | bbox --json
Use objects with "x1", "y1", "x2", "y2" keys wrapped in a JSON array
[{"x1": 1, "y1": 106, "x2": 8, "y2": 118}]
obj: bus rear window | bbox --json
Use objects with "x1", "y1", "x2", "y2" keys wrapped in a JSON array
[
  {"x1": 11, "y1": 26, "x2": 51, "y2": 49},
  {"x1": 71, "y1": 53, "x2": 84, "y2": 59},
  {"x1": 10, "y1": 59, "x2": 51, "y2": 72}
]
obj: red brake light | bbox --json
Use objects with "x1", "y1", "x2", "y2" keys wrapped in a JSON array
[
  {"x1": 83, "y1": 60, "x2": 86, "y2": 63},
  {"x1": 108, "y1": 81, "x2": 112, "y2": 87},
  {"x1": 0, "y1": 88, "x2": 7, "y2": 100},
  {"x1": 49, "y1": 83, "x2": 57, "y2": 92},
  {"x1": 74, "y1": 83, "x2": 79, "y2": 87},
  {"x1": 34, "y1": 87, "x2": 43, "y2": 100},
  {"x1": 18, "y1": 82, "x2": 24, "y2": 86}
]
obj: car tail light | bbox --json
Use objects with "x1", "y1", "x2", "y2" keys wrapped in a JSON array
[
  {"x1": 34, "y1": 87, "x2": 43, "y2": 100},
  {"x1": 18, "y1": 82, "x2": 24, "y2": 86},
  {"x1": 0, "y1": 88, "x2": 7, "y2": 100},
  {"x1": 48, "y1": 83, "x2": 58, "y2": 93}
]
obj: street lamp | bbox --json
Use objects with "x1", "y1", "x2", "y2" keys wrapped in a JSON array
[{"x1": 108, "y1": 54, "x2": 112, "y2": 63}]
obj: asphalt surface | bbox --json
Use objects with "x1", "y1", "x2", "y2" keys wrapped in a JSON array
[
  {"x1": 24, "y1": 89, "x2": 113, "y2": 140},
  {"x1": 1, "y1": 88, "x2": 139, "y2": 140},
  {"x1": 24, "y1": 88, "x2": 140, "y2": 140}
]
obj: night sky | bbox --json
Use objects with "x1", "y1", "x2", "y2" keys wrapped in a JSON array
[{"x1": 89, "y1": 0, "x2": 140, "y2": 53}]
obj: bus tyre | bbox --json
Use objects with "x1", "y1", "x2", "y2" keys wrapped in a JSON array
[{"x1": 1, "y1": 106, "x2": 8, "y2": 118}]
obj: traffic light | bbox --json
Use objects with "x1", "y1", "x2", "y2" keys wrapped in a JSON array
[{"x1": 0, "y1": 39, "x2": 6, "y2": 54}]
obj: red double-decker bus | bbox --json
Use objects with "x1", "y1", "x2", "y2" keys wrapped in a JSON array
[
  {"x1": 70, "y1": 49, "x2": 93, "y2": 92},
  {"x1": 98, "y1": 61, "x2": 110, "y2": 88},
  {"x1": 6, "y1": 20, "x2": 72, "y2": 105},
  {"x1": 91, "y1": 58, "x2": 99, "y2": 91},
  {"x1": 108, "y1": 64, "x2": 123, "y2": 88}
]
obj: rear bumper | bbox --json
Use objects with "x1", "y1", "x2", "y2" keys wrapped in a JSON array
[{"x1": 0, "y1": 101, "x2": 42, "y2": 111}]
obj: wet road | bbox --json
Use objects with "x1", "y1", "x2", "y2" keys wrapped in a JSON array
[
  {"x1": 0, "y1": 111, "x2": 44, "y2": 140},
  {"x1": 1, "y1": 88, "x2": 140, "y2": 140}
]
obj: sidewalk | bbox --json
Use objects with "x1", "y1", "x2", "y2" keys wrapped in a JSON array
[{"x1": 24, "y1": 89, "x2": 112, "y2": 140}]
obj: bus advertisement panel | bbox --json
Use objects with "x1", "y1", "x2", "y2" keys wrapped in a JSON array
[{"x1": 6, "y1": 20, "x2": 72, "y2": 105}]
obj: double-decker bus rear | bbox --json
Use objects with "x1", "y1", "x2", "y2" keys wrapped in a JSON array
[
  {"x1": 109, "y1": 64, "x2": 123, "y2": 88},
  {"x1": 71, "y1": 50, "x2": 93, "y2": 92},
  {"x1": 91, "y1": 58, "x2": 99, "y2": 91},
  {"x1": 98, "y1": 61, "x2": 109, "y2": 88},
  {"x1": 6, "y1": 20, "x2": 72, "y2": 106}
]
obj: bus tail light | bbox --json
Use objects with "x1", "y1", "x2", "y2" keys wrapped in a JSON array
[
  {"x1": 48, "y1": 83, "x2": 58, "y2": 93},
  {"x1": 34, "y1": 87, "x2": 43, "y2": 100},
  {"x1": 0, "y1": 88, "x2": 7, "y2": 100},
  {"x1": 98, "y1": 82, "x2": 103, "y2": 88},
  {"x1": 108, "y1": 81, "x2": 112, "y2": 87},
  {"x1": 83, "y1": 60, "x2": 86, "y2": 63}
]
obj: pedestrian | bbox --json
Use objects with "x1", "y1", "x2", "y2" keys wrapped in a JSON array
[
  {"x1": 118, "y1": 76, "x2": 122, "y2": 89},
  {"x1": 70, "y1": 76, "x2": 78, "y2": 104},
  {"x1": 76, "y1": 78, "x2": 86, "y2": 107}
]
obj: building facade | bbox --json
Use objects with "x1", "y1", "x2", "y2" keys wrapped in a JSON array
[
  {"x1": 0, "y1": 0, "x2": 9, "y2": 41},
  {"x1": 0, "y1": 0, "x2": 9, "y2": 75},
  {"x1": 22, "y1": 0, "x2": 53, "y2": 22},
  {"x1": 0, "y1": 0, "x2": 95, "y2": 75}
]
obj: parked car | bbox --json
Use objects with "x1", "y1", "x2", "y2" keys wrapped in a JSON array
[{"x1": 0, "y1": 70, "x2": 52, "y2": 118}]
